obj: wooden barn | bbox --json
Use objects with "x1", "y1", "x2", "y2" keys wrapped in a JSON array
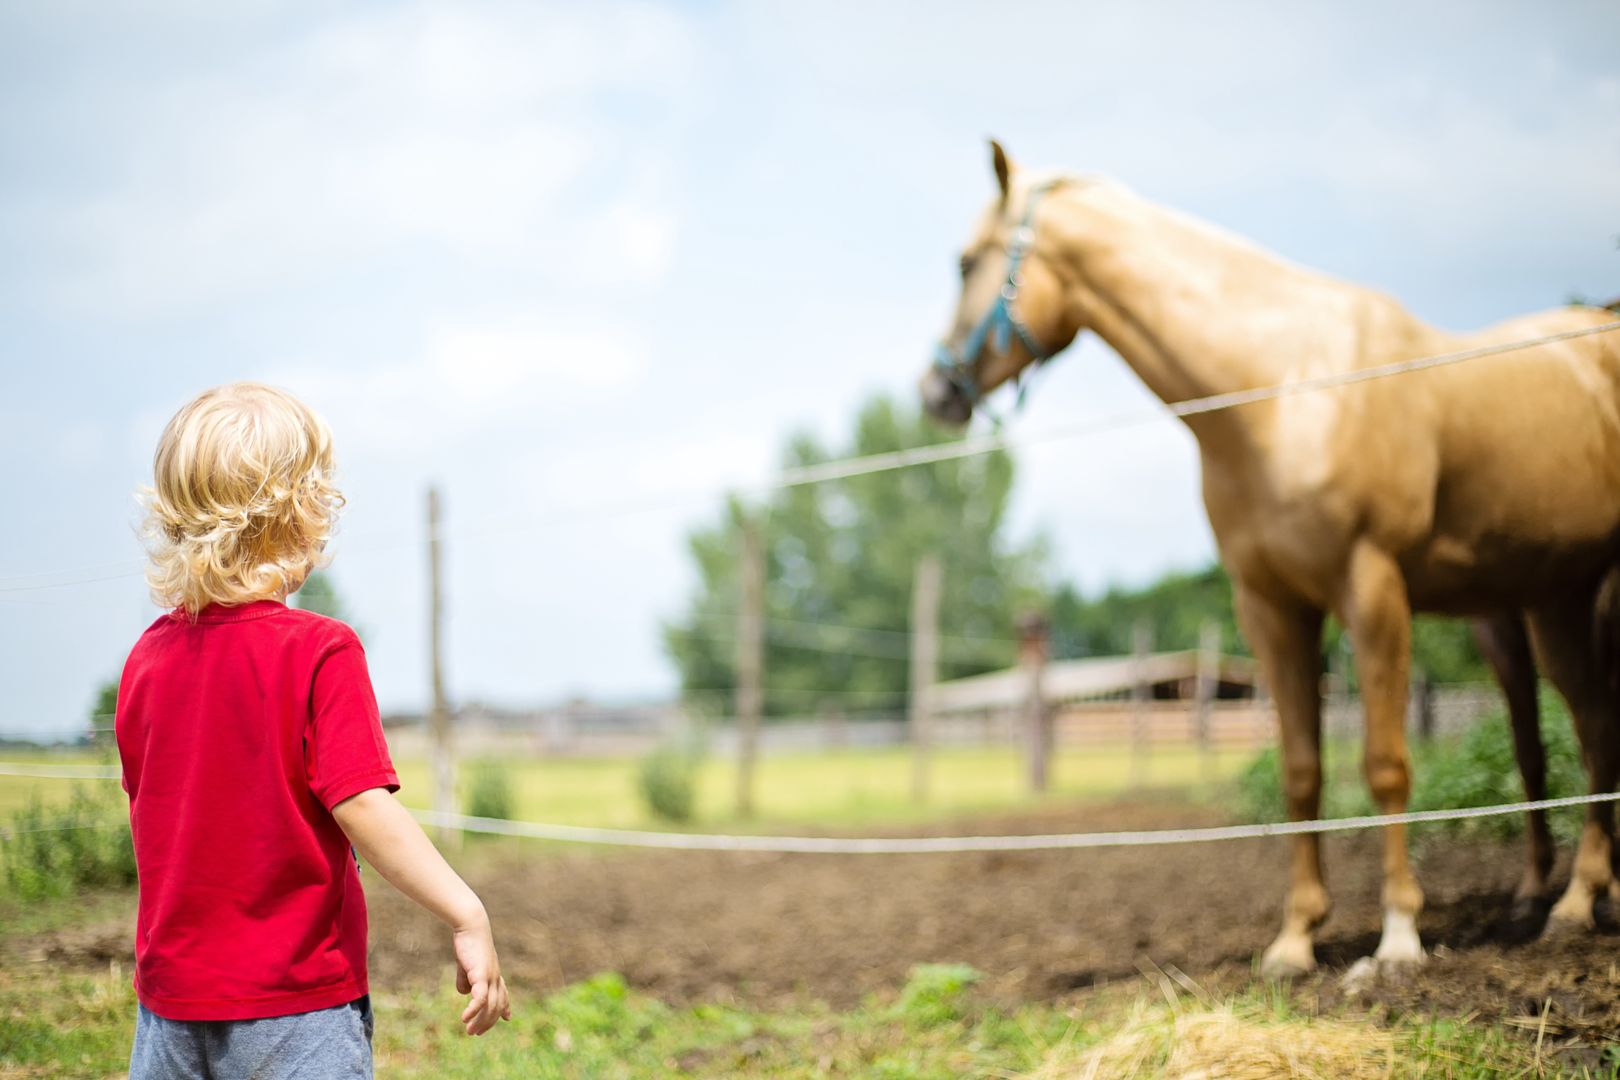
[{"x1": 930, "y1": 649, "x2": 1274, "y2": 750}]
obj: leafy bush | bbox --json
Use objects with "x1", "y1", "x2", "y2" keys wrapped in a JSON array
[
  {"x1": 639, "y1": 746, "x2": 701, "y2": 823},
  {"x1": 1407, "y1": 691, "x2": 1585, "y2": 842},
  {"x1": 1234, "y1": 690, "x2": 1586, "y2": 842},
  {"x1": 463, "y1": 761, "x2": 514, "y2": 821},
  {"x1": 2, "y1": 784, "x2": 135, "y2": 903},
  {"x1": 1236, "y1": 746, "x2": 1374, "y2": 825}
]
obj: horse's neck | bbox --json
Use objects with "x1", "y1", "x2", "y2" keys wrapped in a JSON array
[{"x1": 1045, "y1": 183, "x2": 1395, "y2": 448}]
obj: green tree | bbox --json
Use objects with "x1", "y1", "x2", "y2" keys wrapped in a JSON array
[
  {"x1": 663, "y1": 396, "x2": 1046, "y2": 719},
  {"x1": 88, "y1": 680, "x2": 118, "y2": 749},
  {"x1": 1047, "y1": 564, "x2": 1242, "y2": 660},
  {"x1": 1047, "y1": 561, "x2": 1487, "y2": 684},
  {"x1": 293, "y1": 569, "x2": 361, "y2": 637}
]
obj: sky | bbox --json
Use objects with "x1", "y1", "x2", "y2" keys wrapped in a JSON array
[{"x1": 2, "y1": 1, "x2": 1617, "y2": 740}]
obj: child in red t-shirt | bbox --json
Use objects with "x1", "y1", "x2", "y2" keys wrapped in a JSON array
[{"x1": 117, "y1": 382, "x2": 510, "y2": 1079}]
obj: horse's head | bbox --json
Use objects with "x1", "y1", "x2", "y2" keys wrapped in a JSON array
[{"x1": 920, "y1": 141, "x2": 1082, "y2": 426}]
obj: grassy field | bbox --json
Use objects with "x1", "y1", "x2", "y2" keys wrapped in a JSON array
[
  {"x1": 0, "y1": 953, "x2": 1592, "y2": 1079},
  {"x1": 0, "y1": 744, "x2": 1254, "y2": 828},
  {"x1": 6, "y1": 742, "x2": 1605, "y2": 1077}
]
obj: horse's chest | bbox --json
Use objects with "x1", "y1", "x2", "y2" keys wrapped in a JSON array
[
  {"x1": 1202, "y1": 458, "x2": 1363, "y2": 609},
  {"x1": 1200, "y1": 406, "x2": 1433, "y2": 607}
]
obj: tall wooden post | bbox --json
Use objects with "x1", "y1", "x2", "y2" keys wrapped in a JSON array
[
  {"x1": 734, "y1": 514, "x2": 764, "y2": 819},
  {"x1": 426, "y1": 486, "x2": 457, "y2": 847},
  {"x1": 1195, "y1": 619, "x2": 1220, "y2": 782},
  {"x1": 1130, "y1": 618, "x2": 1153, "y2": 788},
  {"x1": 1019, "y1": 611, "x2": 1051, "y2": 793},
  {"x1": 909, "y1": 554, "x2": 942, "y2": 804}
]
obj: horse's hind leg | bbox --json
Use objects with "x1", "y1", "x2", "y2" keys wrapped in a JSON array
[
  {"x1": 1472, "y1": 614, "x2": 1554, "y2": 912},
  {"x1": 1527, "y1": 595, "x2": 1618, "y2": 931},
  {"x1": 1235, "y1": 584, "x2": 1329, "y2": 977}
]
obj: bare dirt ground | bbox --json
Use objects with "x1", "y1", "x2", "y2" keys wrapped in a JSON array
[
  {"x1": 370, "y1": 800, "x2": 1620, "y2": 1043},
  {"x1": 18, "y1": 799, "x2": 1620, "y2": 1047}
]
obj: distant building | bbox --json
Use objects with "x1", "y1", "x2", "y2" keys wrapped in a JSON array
[
  {"x1": 932, "y1": 650, "x2": 1260, "y2": 713},
  {"x1": 382, "y1": 697, "x2": 686, "y2": 758},
  {"x1": 931, "y1": 649, "x2": 1270, "y2": 750}
]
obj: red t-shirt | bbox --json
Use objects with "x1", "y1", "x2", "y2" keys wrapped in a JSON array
[{"x1": 116, "y1": 599, "x2": 399, "y2": 1021}]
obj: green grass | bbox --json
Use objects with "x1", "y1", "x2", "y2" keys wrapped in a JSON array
[
  {"x1": 394, "y1": 745, "x2": 1255, "y2": 832},
  {"x1": 0, "y1": 745, "x2": 1254, "y2": 831},
  {"x1": 0, "y1": 969, "x2": 136, "y2": 1079},
  {"x1": 0, "y1": 749, "x2": 121, "y2": 817},
  {"x1": 0, "y1": 964, "x2": 1599, "y2": 1079}
]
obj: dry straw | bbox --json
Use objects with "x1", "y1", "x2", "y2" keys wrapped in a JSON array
[{"x1": 1030, "y1": 1001, "x2": 1396, "y2": 1080}]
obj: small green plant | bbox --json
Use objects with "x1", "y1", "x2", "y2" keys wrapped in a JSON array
[
  {"x1": 2, "y1": 784, "x2": 135, "y2": 903},
  {"x1": 463, "y1": 761, "x2": 514, "y2": 821},
  {"x1": 1236, "y1": 746, "x2": 1373, "y2": 824},
  {"x1": 893, "y1": 963, "x2": 982, "y2": 1027},
  {"x1": 639, "y1": 745, "x2": 700, "y2": 823}
]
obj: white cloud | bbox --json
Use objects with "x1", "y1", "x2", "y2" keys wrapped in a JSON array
[
  {"x1": 266, "y1": 318, "x2": 650, "y2": 456},
  {"x1": 429, "y1": 323, "x2": 647, "y2": 398},
  {"x1": 15, "y1": 1, "x2": 697, "y2": 316},
  {"x1": 580, "y1": 202, "x2": 679, "y2": 285}
]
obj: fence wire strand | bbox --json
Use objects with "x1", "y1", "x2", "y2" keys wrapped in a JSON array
[
  {"x1": 4, "y1": 763, "x2": 1616, "y2": 854},
  {"x1": 6, "y1": 320, "x2": 1618, "y2": 595},
  {"x1": 405, "y1": 792, "x2": 1620, "y2": 853}
]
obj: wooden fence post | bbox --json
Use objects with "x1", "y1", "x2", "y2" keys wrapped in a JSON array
[
  {"x1": 1130, "y1": 618, "x2": 1152, "y2": 788},
  {"x1": 822, "y1": 704, "x2": 848, "y2": 753},
  {"x1": 426, "y1": 486, "x2": 458, "y2": 847},
  {"x1": 909, "y1": 554, "x2": 942, "y2": 804},
  {"x1": 735, "y1": 513, "x2": 764, "y2": 819},
  {"x1": 1196, "y1": 619, "x2": 1220, "y2": 781},
  {"x1": 1414, "y1": 671, "x2": 1435, "y2": 741},
  {"x1": 1019, "y1": 611, "x2": 1051, "y2": 793}
]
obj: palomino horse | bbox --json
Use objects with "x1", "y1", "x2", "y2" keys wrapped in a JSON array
[{"x1": 921, "y1": 143, "x2": 1620, "y2": 975}]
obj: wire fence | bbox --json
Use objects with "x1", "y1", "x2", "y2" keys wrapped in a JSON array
[
  {"x1": 4, "y1": 763, "x2": 1616, "y2": 853},
  {"x1": 4, "y1": 321, "x2": 1620, "y2": 849}
]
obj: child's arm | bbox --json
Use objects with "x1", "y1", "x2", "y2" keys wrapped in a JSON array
[{"x1": 332, "y1": 787, "x2": 512, "y2": 1036}]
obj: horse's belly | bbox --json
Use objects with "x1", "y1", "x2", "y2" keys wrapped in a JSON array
[
  {"x1": 1403, "y1": 537, "x2": 1619, "y2": 613},
  {"x1": 1403, "y1": 495, "x2": 1620, "y2": 612},
  {"x1": 1402, "y1": 397, "x2": 1620, "y2": 610}
]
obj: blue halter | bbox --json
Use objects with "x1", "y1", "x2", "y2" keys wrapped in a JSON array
[{"x1": 932, "y1": 181, "x2": 1060, "y2": 407}]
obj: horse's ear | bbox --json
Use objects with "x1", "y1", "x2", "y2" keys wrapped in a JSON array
[{"x1": 989, "y1": 139, "x2": 1012, "y2": 204}]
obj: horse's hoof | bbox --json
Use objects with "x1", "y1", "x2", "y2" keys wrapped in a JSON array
[
  {"x1": 1340, "y1": 956, "x2": 1379, "y2": 992},
  {"x1": 1545, "y1": 891, "x2": 1597, "y2": 936},
  {"x1": 1541, "y1": 910, "x2": 1594, "y2": 938},
  {"x1": 1372, "y1": 911, "x2": 1425, "y2": 966},
  {"x1": 1509, "y1": 895, "x2": 1549, "y2": 931},
  {"x1": 1340, "y1": 955, "x2": 1419, "y2": 993},
  {"x1": 1258, "y1": 936, "x2": 1315, "y2": 979}
]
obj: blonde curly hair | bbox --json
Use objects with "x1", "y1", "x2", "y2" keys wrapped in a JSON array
[{"x1": 143, "y1": 382, "x2": 345, "y2": 614}]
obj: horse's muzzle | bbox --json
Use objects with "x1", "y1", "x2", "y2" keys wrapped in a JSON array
[{"x1": 920, "y1": 367, "x2": 973, "y2": 426}]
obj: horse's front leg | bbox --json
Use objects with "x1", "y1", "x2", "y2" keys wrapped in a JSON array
[
  {"x1": 1236, "y1": 584, "x2": 1329, "y2": 977},
  {"x1": 1342, "y1": 542, "x2": 1424, "y2": 966}
]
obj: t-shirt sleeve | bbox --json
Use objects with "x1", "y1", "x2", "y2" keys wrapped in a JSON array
[{"x1": 306, "y1": 638, "x2": 400, "y2": 811}]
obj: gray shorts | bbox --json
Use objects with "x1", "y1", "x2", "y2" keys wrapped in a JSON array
[{"x1": 129, "y1": 995, "x2": 373, "y2": 1080}]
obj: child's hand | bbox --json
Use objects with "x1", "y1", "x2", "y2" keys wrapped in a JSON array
[{"x1": 452, "y1": 916, "x2": 511, "y2": 1036}]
